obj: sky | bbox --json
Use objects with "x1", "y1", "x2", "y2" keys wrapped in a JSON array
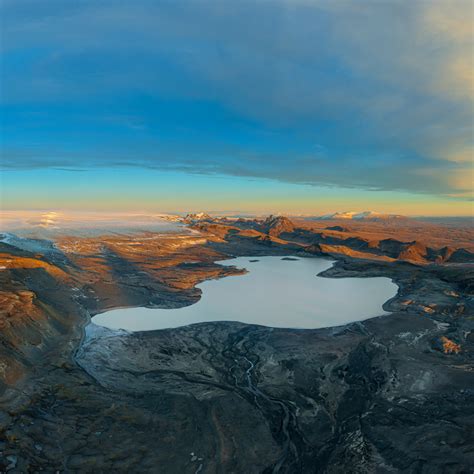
[{"x1": 1, "y1": 0, "x2": 473, "y2": 216}]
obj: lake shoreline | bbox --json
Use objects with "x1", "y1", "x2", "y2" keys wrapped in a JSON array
[{"x1": 91, "y1": 256, "x2": 398, "y2": 332}]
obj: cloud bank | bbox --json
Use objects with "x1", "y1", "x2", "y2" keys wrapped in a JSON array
[{"x1": 1, "y1": 0, "x2": 473, "y2": 199}]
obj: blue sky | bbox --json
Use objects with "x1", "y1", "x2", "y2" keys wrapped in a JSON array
[{"x1": 1, "y1": 0, "x2": 473, "y2": 215}]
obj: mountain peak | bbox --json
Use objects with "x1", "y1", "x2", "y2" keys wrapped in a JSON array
[
  {"x1": 183, "y1": 212, "x2": 213, "y2": 223},
  {"x1": 261, "y1": 215, "x2": 295, "y2": 236}
]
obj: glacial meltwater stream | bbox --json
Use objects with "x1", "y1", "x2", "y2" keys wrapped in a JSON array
[{"x1": 92, "y1": 256, "x2": 398, "y2": 331}]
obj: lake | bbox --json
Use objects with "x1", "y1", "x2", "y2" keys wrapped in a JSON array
[{"x1": 92, "y1": 256, "x2": 398, "y2": 331}]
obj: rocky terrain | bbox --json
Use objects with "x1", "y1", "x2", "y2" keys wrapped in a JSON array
[{"x1": 0, "y1": 216, "x2": 473, "y2": 472}]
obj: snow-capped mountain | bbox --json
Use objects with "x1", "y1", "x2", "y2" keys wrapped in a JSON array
[{"x1": 316, "y1": 211, "x2": 407, "y2": 220}]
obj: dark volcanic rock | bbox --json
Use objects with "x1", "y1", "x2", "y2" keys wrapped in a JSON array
[
  {"x1": 325, "y1": 225, "x2": 349, "y2": 232},
  {"x1": 447, "y1": 248, "x2": 474, "y2": 263},
  {"x1": 0, "y1": 225, "x2": 473, "y2": 473}
]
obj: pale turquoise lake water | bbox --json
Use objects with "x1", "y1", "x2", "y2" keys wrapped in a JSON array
[{"x1": 92, "y1": 256, "x2": 398, "y2": 331}]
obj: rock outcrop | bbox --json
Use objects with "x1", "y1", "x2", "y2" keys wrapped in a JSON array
[{"x1": 260, "y1": 215, "x2": 295, "y2": 236}]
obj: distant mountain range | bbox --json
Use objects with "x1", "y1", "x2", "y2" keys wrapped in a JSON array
[
  {"x1": 312, "y1": 211, "x2": 408, "y2": 221},
  {"x1": 182, "y1": 210, "x2": 409, "y2": 222}
]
